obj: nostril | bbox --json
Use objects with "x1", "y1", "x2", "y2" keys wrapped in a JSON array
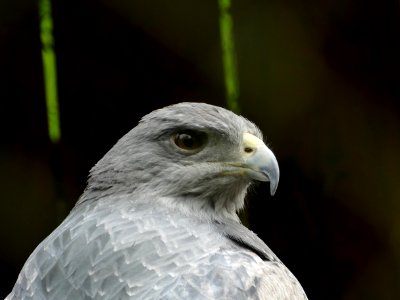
[{"x1": 244, "y1": 147, "x2": 254, "y2": 153}]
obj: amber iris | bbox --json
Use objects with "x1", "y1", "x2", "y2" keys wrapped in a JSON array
[{"x1": 173, "y1": 131, "x2": 206, "y2": 152}]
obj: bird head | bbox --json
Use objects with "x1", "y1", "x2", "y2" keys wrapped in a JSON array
[{"x1": 82, "y1": 102, "x2": 279, "y2": 220}]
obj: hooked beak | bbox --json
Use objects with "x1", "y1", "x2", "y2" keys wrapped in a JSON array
[{"x1": 242, "y1": 133, "x2": 280, "y2": 195}]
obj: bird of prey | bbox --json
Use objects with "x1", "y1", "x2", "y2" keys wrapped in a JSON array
[{"x1": 8, "y1": 102, "x2": 307, "y2": 299}]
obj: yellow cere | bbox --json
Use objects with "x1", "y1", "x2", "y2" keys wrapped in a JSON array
[{"x1": 242, "y1": 133, "x2": 264, "y2": 156}]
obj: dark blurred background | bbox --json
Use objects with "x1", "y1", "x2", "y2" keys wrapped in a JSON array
[{"x1": 1, "y1": 0, "x2": 399, "y2": 298}]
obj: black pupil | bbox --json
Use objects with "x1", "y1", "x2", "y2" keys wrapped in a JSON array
[{"x1": 178, "y1": 133, "x2": 195, "y2": 148}]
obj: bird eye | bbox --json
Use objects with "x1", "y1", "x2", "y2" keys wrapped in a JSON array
[{"x1": 172, "y1": 130, "x2": 206, "y2": 153}]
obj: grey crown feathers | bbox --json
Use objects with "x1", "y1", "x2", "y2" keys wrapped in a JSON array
[{"x1": 8, "y1": 102, "x2": 307, "y2": 299}]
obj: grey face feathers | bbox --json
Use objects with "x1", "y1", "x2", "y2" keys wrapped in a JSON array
[{"x1": 81, "y1": 102, "x2": 279, "y2": 219}]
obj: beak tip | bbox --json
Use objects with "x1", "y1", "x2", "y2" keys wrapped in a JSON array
[
  {"x1": 260, "y1": 167, "x2": 279, "y2": 196},
  {"x1": 269, "y1": 179, "x2": 279, "y2": 196}
]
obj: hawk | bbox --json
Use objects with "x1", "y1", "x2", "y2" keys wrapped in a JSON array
[{"x1": 8, "y1": 102, "x2": 307, "y2": 299}]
